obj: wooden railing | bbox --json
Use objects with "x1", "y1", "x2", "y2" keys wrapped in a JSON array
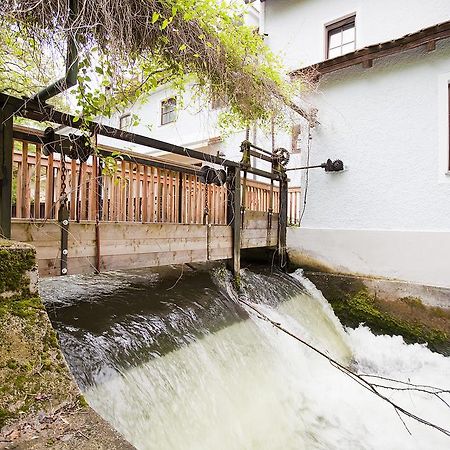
[
  {"x1": 288, "y1": 187, "x2": 302, "y2": 225},
  {"x1": 11, "y1": 138, "x2": 300, "y2": 226}
]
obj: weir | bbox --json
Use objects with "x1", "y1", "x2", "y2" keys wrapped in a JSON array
[
  {"x1": 0, "y1": 94, "x2": 301, "y2": 277},
  {"x1": 39, "y1": 265, "x2": 450, "y2": 450}
]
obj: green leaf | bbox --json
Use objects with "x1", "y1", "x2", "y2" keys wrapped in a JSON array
[
  {"x1": 161, "y1": 19, "x2": 169, "y2": 30},
  {"x1": 151, "y1": 12, "x2": 160, "y2": 24}
]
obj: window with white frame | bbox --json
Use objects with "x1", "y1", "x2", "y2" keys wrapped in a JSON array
[
  {"x1": 161, "y1": 97, "x2": 177, "y2": 125},
  {"x1": 326, "y1": 15, "x2": 356, "y2": 59}
]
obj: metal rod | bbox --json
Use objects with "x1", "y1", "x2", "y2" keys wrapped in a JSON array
[
  {"x1": 286, "y1": 164, "x2": 326, "y2": 171},
  {"x1": 12, "y1": 129, "x2": 201, "y2": 177},
  {"x1": 248, "y1": 148, "x2": 272, "y2": 163},
  {"x1": 5, "y1": 94, "x2": 281, "y2": 180},
  {"x1": 249, "y1": 142, "x2": 273, "y2": 156},
  {"x1": 278, "y1": 174, "x2": 288, "y2": 271}
]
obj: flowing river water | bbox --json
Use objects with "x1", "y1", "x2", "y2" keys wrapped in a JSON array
[{"x1": 40, "y1": 266, "x2": 450, "y2": 450}]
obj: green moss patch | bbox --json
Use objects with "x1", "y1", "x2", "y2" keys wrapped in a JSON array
[
  {"x1": 0, "y1": 245, "x2": 36, "y2": 296},
  {"x1": 306, "y1": 273, "x2": 450, "y2": 355},
  {"x1": 0, "y1": 243, "x2": 80, "y2": 431}
]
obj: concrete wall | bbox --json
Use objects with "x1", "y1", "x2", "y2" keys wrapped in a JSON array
[{"x1": 288, "y1": 227, "x2": 450, "y2": 289}]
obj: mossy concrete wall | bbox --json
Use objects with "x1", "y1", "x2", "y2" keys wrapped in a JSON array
[
  {"x1": 0, "y1": 240, "x2": 135, "y2": 449},
  {"x1": 304, "y1": 271, "x2": 450, "y2": 355}
]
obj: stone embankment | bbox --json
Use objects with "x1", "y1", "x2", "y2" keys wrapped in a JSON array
[{"x1": 0, "y1": 241, "x2": 135, "y2": 449}]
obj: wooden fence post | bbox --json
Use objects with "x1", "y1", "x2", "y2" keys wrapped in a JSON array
[
  {"x1": 0, "y1": 106, "x2": 13, "y2": 238},
  {"x1": 278, "y1": 172, "x2": 288, "y2": 270},
  {"x1": 227, "y1": 166, "x2": 241, "y2": 277}
]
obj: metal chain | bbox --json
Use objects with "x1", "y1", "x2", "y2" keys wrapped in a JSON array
[
  {"x1": 60, "y1": 150, "x2": 68, "y2": 205},
  {"x1": 204, "y1": 182, "x2": 209, "y2": 224}
]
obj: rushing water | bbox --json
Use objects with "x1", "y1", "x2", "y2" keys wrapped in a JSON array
[{"x1": 40, "y1": 266, "x2": 450, "y2": 450}]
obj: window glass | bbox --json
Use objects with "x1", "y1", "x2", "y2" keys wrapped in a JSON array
[
  {"x1": 326, "y1": 16, "x2": 356, "y2": 59},
  {"x1": 328, "y1": 47, "x2": 342, "y2": 59},
  {"x1": 328, "y1": 29, "x2": 342, "y2": 49},
  {"x1": 342, "y1": 43, "x2": 355, "y2": 55},
  {"x1": 161, "y1": 98, "x2": 177, "y2": 125},
  {"x1": 342, "y1": 26, "x2": 355, "y2": 44},
  {"x1": 119, "y1": 113, "x2": 131, "y2": 130}
]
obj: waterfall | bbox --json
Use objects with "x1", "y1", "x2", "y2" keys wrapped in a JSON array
[{"x1": 40, "y1": 266, "x2": 450, "y2": 450}]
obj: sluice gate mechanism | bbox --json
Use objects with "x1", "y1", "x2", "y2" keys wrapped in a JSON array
[{"x1": 0, "y1": 94, "x2": 302, "y2": 277}]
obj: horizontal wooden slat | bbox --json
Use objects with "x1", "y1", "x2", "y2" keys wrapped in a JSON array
[{"x1": 100, "y1": 249, "x2": 207, "y2": 271}]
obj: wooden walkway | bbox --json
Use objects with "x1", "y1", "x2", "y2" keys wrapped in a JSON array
[
  {"x1": 0, "y1": 94, "x2": 299, "y2": 277},
  {"x1": 7, "y1": 127, "x2": 299, "y2": 277}
]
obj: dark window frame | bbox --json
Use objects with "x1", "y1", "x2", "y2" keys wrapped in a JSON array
[
  {"x1": 119, "y1": 113, "x2": 131, "y2": 130},
  {"x1": 161, "y1": 97, "x2": 177, "y2": 125},
  {"x1": 325, "y1": 14, "x2": 356, "y2": 59}
]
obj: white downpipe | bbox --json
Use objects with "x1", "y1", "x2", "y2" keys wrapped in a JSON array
[{"x1": 259, "y1": 0, "x2": 266, "y2": 36}]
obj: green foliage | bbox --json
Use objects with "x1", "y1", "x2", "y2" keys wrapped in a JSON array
[
  {"x1": 2, "y1": 0, "x2": 306, "y2": 128},
  {"x1": 0, "y1": 27, "x2": 70, "y2": 112}
]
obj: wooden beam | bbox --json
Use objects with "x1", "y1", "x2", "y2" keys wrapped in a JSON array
[
  {"x1": 426, "y1": 40, "x2": 436, "y2": 52},
  {"x1": 226, "y1": 166, "x2": 241, "y2": 276},
  {"x1": 278, "y1": 175, "x2": 288, "y2": 270},
  {"x1": 0, "y1": 106, "x2": 13, "y2": 238}
]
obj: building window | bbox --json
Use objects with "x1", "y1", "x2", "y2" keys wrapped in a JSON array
[
  {"x1": 326, "y1": 15, "x2": 356, "y2": 59},
  {"x1": 211, "y1": 92, "x2": 227, "y2": 110},
  {"x1": 161, "y1": 97, "x2": 177, "y2": 125},
  {"x1": 119, "y1": 113, "x2": 131, "y2": 130},
  {"x1": 291, "y1": 124, "x2": 301, "y2": 154}
]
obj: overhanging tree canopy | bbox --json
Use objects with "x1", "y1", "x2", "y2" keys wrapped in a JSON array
[{"x1": 2, "y1": 0, "x2": 312, "y2": 125}]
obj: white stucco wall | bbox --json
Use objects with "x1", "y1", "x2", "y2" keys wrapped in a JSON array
[
  {"x1": 265, "y1": 0, "x2": 450, "y2": 70},
  {"x1": 286, "y1": 40, "x2": 450, "y2": 288}
]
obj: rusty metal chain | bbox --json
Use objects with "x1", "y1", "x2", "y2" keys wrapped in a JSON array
[
  {"x1": 204, "y1": 182, "x2": 209, "y2": 224},
  {"x1": 60, "y1": 150, "x2": 68, "y2": 205}
]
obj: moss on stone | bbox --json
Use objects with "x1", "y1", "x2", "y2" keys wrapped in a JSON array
[
  {"x1": 0, "y1": 243, "x2": 79, "y2": 431},
  {"x1": 0, "y1": 245, "x2": 36, "y2": 296},
  {"x1": 306, "y1": 273, "x2": 450, "y2": 355}
]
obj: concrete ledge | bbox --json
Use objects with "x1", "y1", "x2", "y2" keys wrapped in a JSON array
[{"x1": 288, "y1": 227, "x2": 450, "y2": 289}]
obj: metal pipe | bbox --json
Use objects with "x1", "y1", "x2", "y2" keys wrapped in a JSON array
[
  {"x1": 248, "y1": 148, "x2": 272, "y2": 163},
  {"x1": 12, "y1": 129, "x2": 201, "y2": 176},
  {"x1": 31, "y1": 0, "x2": 79, "y2": 103}
]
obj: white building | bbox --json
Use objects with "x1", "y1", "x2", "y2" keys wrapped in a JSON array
[
  {"x1": 103, "y1": 0, "x2": 450, "y2": 289},
  {"x1": 267, "y1": 0, "x2": 450, "y2": 289}
]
